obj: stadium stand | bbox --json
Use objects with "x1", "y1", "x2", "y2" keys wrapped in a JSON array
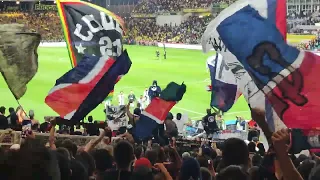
[
  {"x1": 0, "y1": 0, "x2": 232, "y2": 45},
  {"x1": 0, "y1": 11, "x2": 63, "y2": 41},
  {"x1": 1, "y1": 1, "x2": 320, "y2": 180},
  {"x1": 0, "y1": 0, "x2": 319, "y2": 48}
]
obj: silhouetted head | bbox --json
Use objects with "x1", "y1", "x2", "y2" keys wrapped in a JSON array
[
  {"x1": 88, "y1": 116, "x2": 93, "y2": 123},
  {"x1": 9, "y1": 107, "x2": 15, "y2": 113},
  {"x1": 176, "y1": 113, "x2": 182, "y2": 120},
  {"x1": 152, "y1": 80, "x2": 157, "y2": 86},
  {"x1": 0, "y1": 106, "x2": 6, "y2": 114}
]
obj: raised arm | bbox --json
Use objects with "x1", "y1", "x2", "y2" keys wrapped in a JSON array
[
  {"x1": 48, "y1": 121, "x2": 56, "y2": 150},
  {"x1": 84, "y1": 128, "x2": 107, "y2": 152},
  {"x1": 126, "y1": 103, "x2": 134, "y2": 120},
  {"x1": 272, "y1": 129, "x2": 303, "y2": 180}
]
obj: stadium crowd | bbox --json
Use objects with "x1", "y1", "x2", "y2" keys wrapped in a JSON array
[
  {"x1": 132, "y1": 0, "x2": 214, "y2": 13},
  {"x1": 0, "y1": 11, "x2": 63, "y2": 41},
  {"x1": 1, "y1": 104, "x2": 319, "y2": 180},
  {"x1": 2, "y1": 1, "x2": 320, "y2": 180},
  {"x1": 296, "y1": 37, "x2": 320, "y2": 50},
  {"x1": 1, "y1": 1, "x2": 320, "y2": 46},
  {"x1": 0, "y1": 10, "x2": 212, "y2": 44},
  {"x1": 0, "y1": 0, "x2": 226, "y2": 44},
  {"x1": 125, "y1": 15, "x2": 211, "y2": 44}
]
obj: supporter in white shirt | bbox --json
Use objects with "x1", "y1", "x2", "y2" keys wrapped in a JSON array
[
  {"x1": 104, "y1": 99, "x2": 111, "y2": 109},
  {"x1": 118, "y1": 91, "x2": 125, "y2": 106},
  {"x1": 236, "y1": 117, "x2": 248, "y2": 131},
  {"x1": 137, "y1": 95, "x2": 145, "y2": 110},
  {"x1": 216, "y1": 114, "x2": 225, "y2": 130},
  {"x1": 197, "y1": 120, "x2": 204, "y2": 130},
  {"x1": 143, "y1": 88, "x2": 149, "y2": 105},
  {"x1": 173, "y1": 113, "x2": 187, "y2": 133}
]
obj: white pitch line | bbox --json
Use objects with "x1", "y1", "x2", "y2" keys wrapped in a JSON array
[{"x1": 173, "y1": 106, "x2": 205, "y2": 115}]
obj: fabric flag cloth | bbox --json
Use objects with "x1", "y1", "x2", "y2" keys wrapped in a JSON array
[
  {"x1": 0, "y1": 24, "x2": 41, "y2": 100},
  {"x1": 57, "y1": 0, "x2": 125, "y2": 96},
  {"x1": 201, "y1": 0, "x2": 287, "y2": 131},
  {"x1": 106, "y1": 105, "x2": 127, "y2": 131},
  {"x1": 203, "y1": 0, "x2": 320, "y2": 129},
  {"x1": 207, "y1": 53, "x2": 240, "y2": 112},
  {"x1": 57, "y1": 0, "x2": 125, "y2": 67},
  {"x1": 45, "y1": 50, "x2": 131, "y2": 121},
  {"x1": 105, "y1": 90, "x2": 114, "y2": 101},
  {"x1": 106, "y1": 105, "x2": 126, "y2": 121},
  {"x1": 134, "y1": 82, "x2": 186, "y2": 139}
]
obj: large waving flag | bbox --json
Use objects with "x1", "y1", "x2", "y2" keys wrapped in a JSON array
[
  {"x1": 134, "y1": 82, "x2": 186, "y2": 139},
  {"x1": 202, "y1": 0, "x2": 287, "y2": 132},
  {"x1": 57, "y1": 0, "x2": 125, "y2": 67},
  {"x1": 57, "y1": 0, "x2": 125, "y2": 99},
  {"x1": 203, "y1": 0, "x2": 320, "y2": 129},
  {"x1": 207, "y1": 53, "x2": 240, "y2": 112},
  {"x1": 45, "y1": 51, "x2": 131, "y2": 121},
  {"x1": 0, "y1": 24, "x2": 41, "y2": 100}
]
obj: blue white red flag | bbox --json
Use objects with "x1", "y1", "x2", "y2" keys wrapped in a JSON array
[
  {"x1": 202, "y1": 0, "x2": 288, "y2": 131},
  {"x1": 133, "y1": 82, "x2": 186, "y2": 139},
  {"x1": 207, "y1": 53, "x2": 240, "y2": 112},
  {"x1": 203, "y1": 0, "x2": 320, "y2": 129},
  {"x1": 45, "y1": 50, "x2": 131, "y2": 121}
]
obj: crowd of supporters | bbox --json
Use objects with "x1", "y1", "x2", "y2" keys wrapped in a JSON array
[
  {"x1": 125, "y1": 15, "x2": 212, "y2": 44},
  {"x1": 2, "y1": 2, "x2": 320, "y2": 180},
  {"x1": 297, "y1": 37, "x2": 320, "y2": 50},
  {"x1": 0, "y1": 104, "x2": 319, "y2": 180},
  {"x1": 0, "y1": 10, "x2": 212, "y2": 44},
  {"x1": 0, "y1": 11, "x2": 63, "y2": 41},
  {"x1": 132, "y1": 0, "x2": 214, "y2": 14},
  {"x1": 1, "y1": 2, "x2": 320, "y2": 46}
]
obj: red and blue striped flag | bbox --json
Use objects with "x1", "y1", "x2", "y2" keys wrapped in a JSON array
[
  {"x1": 133, "y1": 82, "x2": 186, "y2": 139},
  {"x1": 206, "y1": 0, "x2": 320, "y2": 129},
  {"x1": 202, "y1": 0, "x2": 288, "y2": 131}
]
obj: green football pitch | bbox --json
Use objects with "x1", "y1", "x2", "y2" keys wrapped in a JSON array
[{"x1": 0, "y1": 45, "x2": 251, "y2": 122}]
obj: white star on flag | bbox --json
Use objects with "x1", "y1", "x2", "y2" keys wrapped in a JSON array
[{"x1": 75, "y1": 43, "x2": 86, "y2": 54}]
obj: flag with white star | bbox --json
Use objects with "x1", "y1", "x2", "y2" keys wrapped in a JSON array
[
  {"x1": 45, "y1": 50, "x2": 132, "y2": 121},
  {"x1": 57, "y1": 0, "x2": 125, "y2": 67}
]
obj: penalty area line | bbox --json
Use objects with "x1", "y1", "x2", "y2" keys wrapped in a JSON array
[
  {"x1": 172, "y1": 106, "x2": 205, "y2": 115},
  {"x1": 190, "y1": 110, "x2": 251, "y2": 119}
]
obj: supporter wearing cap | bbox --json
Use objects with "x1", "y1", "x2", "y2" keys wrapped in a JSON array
[
  {"x1": 132, "y1": 158, "x2": 153, "y2": 180},
  {"x1": 134, "y1": 157, "x2": 152, "y2": 170}
]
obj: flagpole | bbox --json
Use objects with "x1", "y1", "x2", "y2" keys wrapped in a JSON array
[{"x1": 15, "y1": 98, "x2": 29, "y2": 119}]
